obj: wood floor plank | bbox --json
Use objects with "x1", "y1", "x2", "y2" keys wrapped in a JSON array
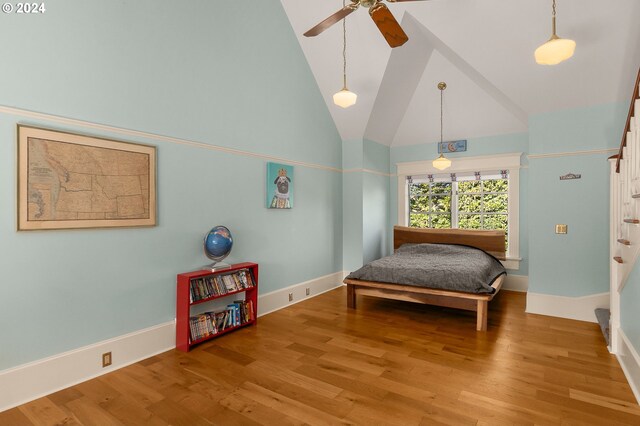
[
  {"x1": 0, "y1": 407, "x2": 34, "y2": 426},
  {"x1": 246, "y1": 360, "x2": 343, "y2": 399},
  {"x1": 98, "y1": 394, "x2": 166, "y2": 426},
  {"x1": 64, "y1": 396, "x2": 125, "y2": 426},
  {"x1": 236, "y1": 381, "x2": 351, "y2": 426},
  {"x1": 18, "y1": 397, "x2": 81, "y2": 426},
  {"x1": 145, "y1": 398, "x2": 212, "y2": 426},
  {"x1": 218, "y1": 389, "x2": 303, "y2": 426},
  {"x1": 5, "y1": 289, "x2": 640, "y2": 425}
]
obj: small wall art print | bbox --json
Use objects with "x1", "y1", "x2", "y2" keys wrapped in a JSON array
[
  {"x1": 267, "y1": 162, "x2": 293, "y2": 209},
  {"x1": 438, "y1": 140, "x2": 467, "y2": 153},
  {"x1": 17, "y1": 125, "x2": 157, "y2": 230}
]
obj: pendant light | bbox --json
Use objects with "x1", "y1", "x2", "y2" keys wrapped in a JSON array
[
  {"x1": 534, "y1": 0, "x2": 575, "y2": 65},
  {"x1": 433, "y1": 82, "x2": 451, "y2": 171},
  {"x1": 333, "y1": 0, "x2": 357, "y2": 108}
]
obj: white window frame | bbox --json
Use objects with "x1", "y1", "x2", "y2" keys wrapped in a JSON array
[{"x1": 397, "y1": 153, "x2": 522, "y2": 270}]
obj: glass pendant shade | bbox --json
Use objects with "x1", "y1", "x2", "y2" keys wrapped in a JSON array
[
  {"x1": 333, "y1": 88, "x2": 357, "y2": 108},
  {"x1": 535, "y1": 1, "x2": 575, "y2": 65},
  {"x1": 535, "y1": 36, "x2": 575, "y2": 65},
  {"x1": 432, "y1": 154, "x2": 451, "y2": 171}
]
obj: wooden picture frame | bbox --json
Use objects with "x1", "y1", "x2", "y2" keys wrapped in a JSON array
[{"x1": 17, "y1": 125, "x2": 157, "y2": 230}]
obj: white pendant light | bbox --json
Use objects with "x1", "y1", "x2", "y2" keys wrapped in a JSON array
[
  {"x1": 334, "y1": 0, "x2": 356, "y2": 108},
  {"x1": 333, "y1": 89, "x2": 357, "y2": 109},
  {"x1": 433, "y1": 82, "x2": 451, "y2": 171},
  {"x1": 535, "y1": 0, "x2": 575, "y2": 65},
  {"x1": 433, "y1": 154, "x2": 452, "y2": 171}
]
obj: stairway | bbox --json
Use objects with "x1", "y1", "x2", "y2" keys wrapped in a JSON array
[{"x1": 609, "y1": 67, "x2": 640, "y2": 353}]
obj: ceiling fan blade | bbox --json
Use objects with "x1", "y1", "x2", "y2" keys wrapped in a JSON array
[
  {"x1": 304, "y1": 3, "x2": 359, "y2": 37},
  {"x1": 369, "y1": 3, "x2": 408, "y2": 48}
]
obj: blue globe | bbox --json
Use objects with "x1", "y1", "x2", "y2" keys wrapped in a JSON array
[{"x1": 204, "y1": 226, "x2": 233, "y2": 263}]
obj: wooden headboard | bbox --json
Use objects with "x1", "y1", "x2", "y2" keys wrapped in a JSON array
[{"x1": 393, "y1": 226, "x2": 506, "y2": 260}]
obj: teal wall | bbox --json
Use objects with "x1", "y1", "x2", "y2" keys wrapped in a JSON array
[
  {"x1": 389, "y1": 132, "x2": 529, "y2": 276},
  {"x1": 342, "y1": 139, "x2": 390, "y2": 271},
  {"x1": 363, "y1": 140, "x2": 390, "y2": 264},
  {"x1": 0, "y1": 0, "x2": 343, "y2": 370},
  {"x1": 343, "y1": 140, "x2": 364, "y2": 272},
  {"x1": 528, "y1": 103, "x2": 626, "y2": 297}
]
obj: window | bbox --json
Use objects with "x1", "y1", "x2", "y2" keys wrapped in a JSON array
[
  {"x1": 408, "y1": 172, "x2": 509, "y2": 248},
  {"x1": 408, "y1": 181, "x2": 452, "y2": 229},
  {"x1": 397, "y1": 153, "x2": 521, "y2": 269}
]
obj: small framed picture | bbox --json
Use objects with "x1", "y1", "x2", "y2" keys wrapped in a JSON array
[
  {"x1": 266, "y1": 162, "x2": 293, "y2": 209},
  {"x1": 438, "y1": 140, "x2": 467, "y2": 153}
]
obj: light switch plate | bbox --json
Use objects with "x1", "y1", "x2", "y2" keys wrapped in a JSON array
[{"x1": 555, "y1": 224, "x2": 568, "y2": 234}]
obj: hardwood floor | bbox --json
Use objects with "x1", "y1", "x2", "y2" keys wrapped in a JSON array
[{"x1": 3, "y1": 288, "x2": 639, "y2": 425}]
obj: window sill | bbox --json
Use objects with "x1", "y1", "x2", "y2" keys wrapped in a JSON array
[{"x1": 501, "y1": 257, "x2": 521, "y2": 271}]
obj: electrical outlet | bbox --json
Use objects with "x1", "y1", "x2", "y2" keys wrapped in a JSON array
[
  {"x1": 102, "y1": 352, "x2": 112, "y2": 368},
  {"x1": 555, "y1": 224, "x2": 568, "y2": 234},
  {"x1": 288, "y1": 293, "x2": 293, "y2": 302},
  {"x1": 306, "y1": 288, "x2": 310, "y2": 296}
]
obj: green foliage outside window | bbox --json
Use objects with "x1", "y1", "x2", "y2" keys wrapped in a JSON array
[
  {"x1": 409, "y1": 182, "x2": 452, "y2": 228},
  {"x1": 409, "y1": 178, "x2": 509, "y2": 248}
]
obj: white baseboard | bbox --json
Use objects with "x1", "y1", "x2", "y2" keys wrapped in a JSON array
[
  {"x1": 0, "y1": 271, "x2": 346, "y2": 413},
  {"x1": 258, "y1": 271, "x2": 344, "y2": 317},
  {"x1": 503, "y1": 274, "x2": 528, "y2": 292},
  {"x1": 617, "y1": 328, "x2": 640, "y2": 405},
  {"x1": 526, "y1": 292, "x2": 609, "y2": 323},
  {"x1": 0, "y1": 321, "x2": 175, "y2": 413}
]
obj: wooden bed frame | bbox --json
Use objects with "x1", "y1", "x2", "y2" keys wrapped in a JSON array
[{"x1": 343, "y1": 226, "x2": 506, "y2": 331}]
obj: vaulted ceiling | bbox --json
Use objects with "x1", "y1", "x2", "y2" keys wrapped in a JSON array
[{"x1": 281, "y1": 0, "x2": 640, "y2": 147}]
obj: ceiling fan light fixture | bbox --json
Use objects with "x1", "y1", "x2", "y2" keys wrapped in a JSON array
[
  {"x1": 333, "y1": 88, "x2": 358, "y2": 108},
  {"x1": 535, "y1": 0, "x2": 575, "y2": 65},
  {"x1": 432, "y1": 154, "x2": 451, "y2": 171}
]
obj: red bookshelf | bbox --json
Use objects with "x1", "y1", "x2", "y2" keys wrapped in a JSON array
[{"x1": 176, "y1": 262, "x2": 258, "y2": 352}]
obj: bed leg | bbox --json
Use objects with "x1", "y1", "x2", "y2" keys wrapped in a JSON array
[
  {"x1": 347, "y1": 284, "x2": 356, "y2": 309},
  {"x1": 476, "y1": 300, "x2": 488, "y2": 331}
]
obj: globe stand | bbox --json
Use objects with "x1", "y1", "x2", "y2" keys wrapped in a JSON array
[{"x1": 207, "y1": 262, "x2": 231, "y2": 272}]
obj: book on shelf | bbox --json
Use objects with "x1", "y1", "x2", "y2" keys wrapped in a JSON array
[
  {"x1": 188, "y1": 299, "x2": 255, "y2": 343},
  {"x1": 189, "y1": 268, "x2": 256, "y2": 303}
]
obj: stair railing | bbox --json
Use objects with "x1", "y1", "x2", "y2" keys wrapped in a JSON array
[{"x1": 616, "y1": 67, "x2": 640, "y2": 173}]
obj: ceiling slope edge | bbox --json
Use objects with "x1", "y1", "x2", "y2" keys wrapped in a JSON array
[
  {"x1": 363, "y1": 13, "x2": 435, "y2": 146},
  {"x1": 408, "y1": 13, "x2": 527, "y2": 125}
]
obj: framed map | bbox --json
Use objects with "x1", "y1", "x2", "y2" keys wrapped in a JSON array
[{"x1": 18, "y1": 126, "x2": 156, "y2": 230}]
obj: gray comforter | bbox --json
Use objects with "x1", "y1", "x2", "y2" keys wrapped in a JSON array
[{"x1": 345, "y1": 243, "x2": 506, "y2": 294}]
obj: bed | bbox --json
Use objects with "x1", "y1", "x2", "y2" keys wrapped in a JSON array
[{"x1": 343, "y1": 226, "x2": 507, "y2": 331}]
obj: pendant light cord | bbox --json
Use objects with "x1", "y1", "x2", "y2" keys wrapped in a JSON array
[
  {"x1": 551, "y1": 0, "x2": 557, "y2": 36},
  {"x1": 440, "y1": 86, "x2": 443, "y2": 144},
  {"x1": 342, "y1": 0, "x2": 347, "y2": 89}
]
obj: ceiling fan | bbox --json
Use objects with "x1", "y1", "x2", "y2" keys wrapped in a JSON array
[{"x1": 303, "y1": 0, "x2": 428, "y2": 48}]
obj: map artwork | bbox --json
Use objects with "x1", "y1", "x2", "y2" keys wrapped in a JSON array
[{"x1": 18, "y1": 126, "x2": 157, "y2": 230}]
